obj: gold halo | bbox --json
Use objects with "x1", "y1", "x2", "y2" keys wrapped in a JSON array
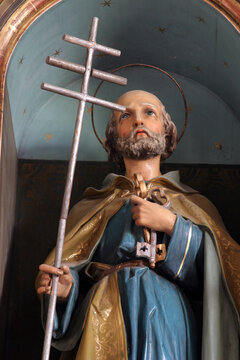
[{"x1": 91, "y1": 63, "x2": 188, "y2": 148}]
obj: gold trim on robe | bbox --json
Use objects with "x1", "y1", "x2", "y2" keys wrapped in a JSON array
[
  {"x1": 174, "y1": 223, "x2": 193, "y2": 278},
  {"x1": 75, "y1": 273, "x2": 128, "y2": 360}
]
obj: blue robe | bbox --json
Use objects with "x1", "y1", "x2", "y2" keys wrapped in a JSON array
[{"x1": 46, "y1": 199, "x2": 204, "y2": 360}]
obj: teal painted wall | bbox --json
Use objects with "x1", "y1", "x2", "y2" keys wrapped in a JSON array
[{"x1": 6, "y1": 0, "x2": 240, "y2": 163}]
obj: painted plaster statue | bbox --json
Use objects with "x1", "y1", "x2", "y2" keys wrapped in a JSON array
[{"x1": 36, "y1": 90, "x2": 240, "y2": 360}]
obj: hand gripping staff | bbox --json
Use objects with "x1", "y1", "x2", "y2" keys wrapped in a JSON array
[{"x1": 40, "y1": 17, "x2": 127, "y2": 360}]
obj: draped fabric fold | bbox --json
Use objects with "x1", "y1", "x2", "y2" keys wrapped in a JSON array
[{"x1": 36, "y1": 171, "x2": 240, "y2": 359}]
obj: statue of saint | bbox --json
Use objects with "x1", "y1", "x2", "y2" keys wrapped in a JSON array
[{"x1": 36, "y1": 90, "x2": 240, "y2": 360}]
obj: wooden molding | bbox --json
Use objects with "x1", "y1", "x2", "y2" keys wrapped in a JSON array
[
  {"x1": 203, "y1": 0, "x2": 240, "y2": 31},
  {"x1": 0, "y1": 0, "x2": 62, "y2": 160}
]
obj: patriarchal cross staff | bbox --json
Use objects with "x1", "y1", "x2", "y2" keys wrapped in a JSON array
[{"x1": 40, "y1": 16, "x2": 127, "y2": 360}]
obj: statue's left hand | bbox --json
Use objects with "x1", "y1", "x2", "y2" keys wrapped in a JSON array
[{"x1": 131, "y1": 195, "x2": 176, "y2": 236}]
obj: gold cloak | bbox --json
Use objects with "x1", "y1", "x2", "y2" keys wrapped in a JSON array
[
  {"x1": 39, "y1": 172, "x2": 240, "y2": 359},
  {"x1": 43, "y1": 172, "x2": 240, "y2": 317}
]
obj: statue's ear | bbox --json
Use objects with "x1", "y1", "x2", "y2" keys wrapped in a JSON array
[{"x1": 102, "y1": 137, "x2": 109, "y2": 153}]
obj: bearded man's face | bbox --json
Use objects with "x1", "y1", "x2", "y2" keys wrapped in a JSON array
[
  {"x1": 113, "y1": 90, "x2": 165, "y2": 160},
  {"x1": 116, "y1": 125, "x2": 166, "y2": 160}
]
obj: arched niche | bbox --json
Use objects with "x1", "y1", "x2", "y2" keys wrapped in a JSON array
[{"x1": 0, "y1": 0, "x2": 239, "y2": 358}]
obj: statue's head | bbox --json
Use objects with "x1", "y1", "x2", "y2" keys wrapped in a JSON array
[{"x1": 104, "y1": 90, "x2": 177, "y2": 169}]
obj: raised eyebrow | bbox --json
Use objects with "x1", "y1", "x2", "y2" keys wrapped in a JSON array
[
  {"x1": 114, "y1": 109, "x2": 129, "y2": 118},
  {"x1": 120, "y1": 109, "x2": 132, "y2": 116},
  {"x1": 121, "y1": 110, "x2": 131, "y2": 116},
  {"x1": 142, "y1": 103, "x2": 158, "y2": 109}
]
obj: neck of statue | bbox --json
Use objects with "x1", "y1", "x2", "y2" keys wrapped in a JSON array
[{"x1": 124, "y1": 156, "x2": 162, "y2": 181}]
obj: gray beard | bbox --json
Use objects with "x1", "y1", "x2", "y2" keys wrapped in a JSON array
[{"x1": 116, "y1": 126, "x2": 166, "y2": 160}]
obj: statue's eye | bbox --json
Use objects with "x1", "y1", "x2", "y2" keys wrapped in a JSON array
[
  {"x1": 120, "y1": 112, "x2": 130, "y2": 120},
  {"x1": 146, "y1": 110, "x2": 155, "y2": 116}
]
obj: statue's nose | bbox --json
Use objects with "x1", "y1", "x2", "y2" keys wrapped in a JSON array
[{"x1": 134, "y1": 116, "x2": 144, "y2": 127}]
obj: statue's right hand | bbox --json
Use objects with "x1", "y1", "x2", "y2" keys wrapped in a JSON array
[{"x1": 36, "y1": 264, "x2": 73, "y2": 302}]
